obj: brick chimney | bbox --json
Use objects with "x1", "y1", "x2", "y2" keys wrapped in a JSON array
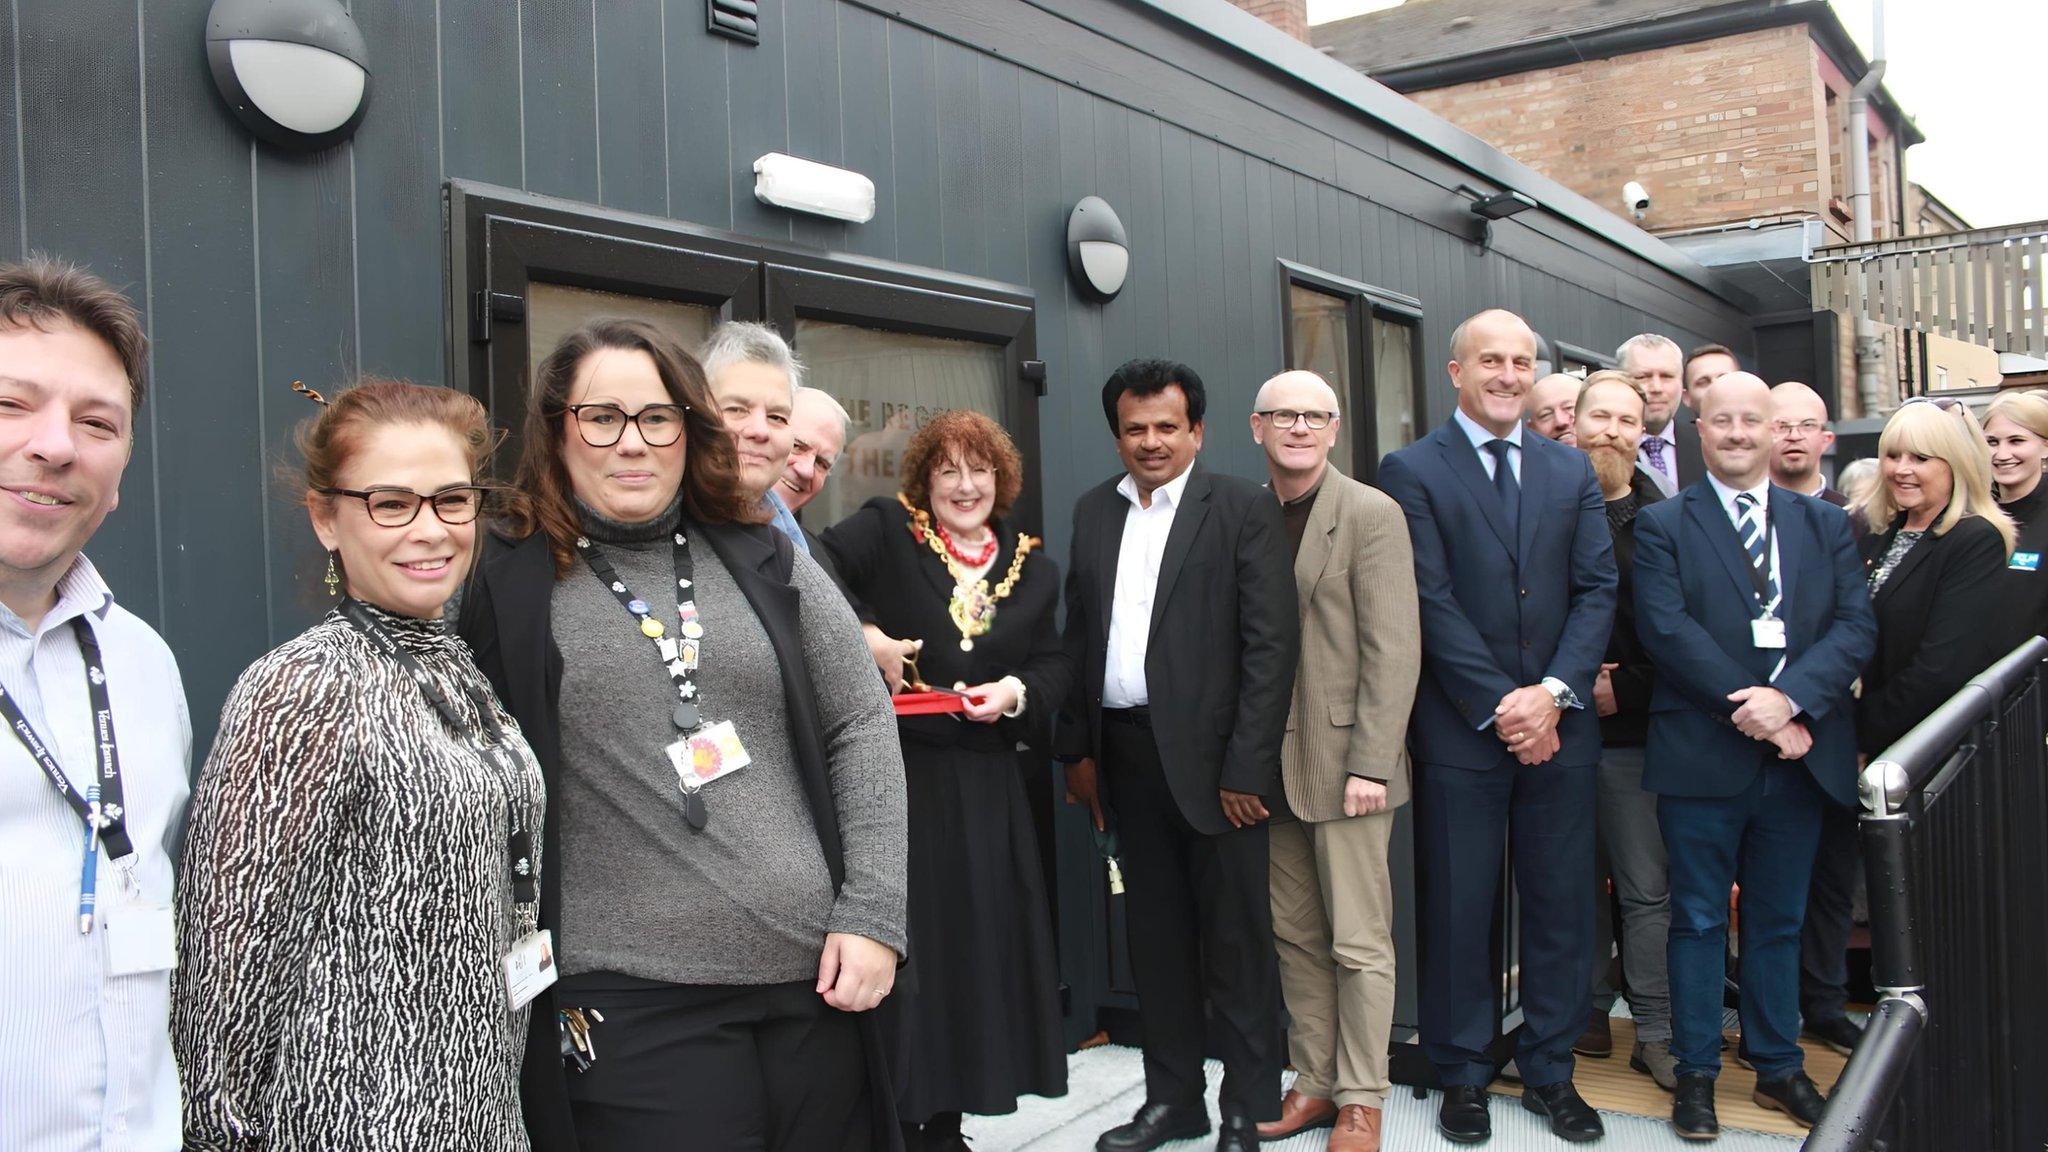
[{"x1": 1229, "y1": 0, "x2": 1309, "y2": 43}]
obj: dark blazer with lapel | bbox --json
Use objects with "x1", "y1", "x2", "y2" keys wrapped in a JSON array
[
  {"x1": 1672, "y1": 405, "x2": 1706, "y2": 488},
  {"x1": 1855, "y1": 512, "x2": 2015, "y2": 754},
  {"x1": 1055, "y1": 465, "x2": 1299, "y2": 836},
  {"x1": 456, "y1": 521, "x2": 901, "y2": 1152},
  {"x1": 1376, "y1": 419, "x2": 1618, "y2": 770},
  {"x1": 1632, "y1": 482, "x2": 1876, "y2": 806},
  {"x1": 1600, "y1": 469, "x2": 1666, "y2": 748}
]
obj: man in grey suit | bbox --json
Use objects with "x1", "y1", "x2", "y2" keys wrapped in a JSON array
[
  {"x1": 1618, "y1": 334, "x2": 1703, "y2": 497},
  {"x1": 1248, "y1": 372, "x2": 1420, "y2": 1152}
]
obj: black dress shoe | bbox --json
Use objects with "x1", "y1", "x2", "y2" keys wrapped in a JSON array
[
  {"x1": 1752, "y1": 1072, "x2": 1826, "y2": 1127},
  {"x1": 1520, "y1": 1082, "x2": 1605, "y2": 1143},
  {"x1": 1803, "y1": 1015, "x2": 1864, "y2": 1056},
  {"x1": 1437, "y1": 1085, "x2": 1491, "y2": 1144},
  {"x1": 1672, "y1": 1073, "x2": 1719, "y2": 1141},
  {"x1": 1097, "y1": 1100, "x2": 1210, "y2": 1152},
  {"x1": 1215, "y1": 1107, "x2": 1257, "y2": 1152}
]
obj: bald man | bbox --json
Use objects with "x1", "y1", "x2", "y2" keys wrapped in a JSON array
[
  {"x1": 1379, "y1": 309, "x2": 1616, "y2": 1144},
  {"x1": 1527, "y1": 373, "x2": 1581, "y2": 446},
  {"x1": 1767, "y1": 383, "x2": 1847, "y2": 508},
  {"x1": 1249, "y1": 372, "x2": 1419, "y2": 1151},
  {"x1": 1632, "y1": 372, "x2": 1875, "y2": 1136}
]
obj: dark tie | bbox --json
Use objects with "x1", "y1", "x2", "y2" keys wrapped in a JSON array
[
  {"x1": 1485, "y1": 439, "x2": 1520, "y2": 540},
  {"x1": 1735, "y1": 492, "x2": 1786, "y2": 682}
]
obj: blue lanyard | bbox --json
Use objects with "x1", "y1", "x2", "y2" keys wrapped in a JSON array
[{"x1": 0, "y1": 617, "x2": 131, "y2": 933}]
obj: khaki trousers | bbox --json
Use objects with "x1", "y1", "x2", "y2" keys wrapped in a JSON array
[{"x1": 1267, "y1": 807, "x2": 1396, "y2": 1109}]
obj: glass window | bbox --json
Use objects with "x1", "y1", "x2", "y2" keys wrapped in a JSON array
[
  {"x1": 1287, "y1": 283, "x2": 1355, "y2": 475},
  {"x1": 792, "y1": 319, "x2": 1007, "y2": 529},
  {"x1": 526, "y1": 282, "x2": 716, "y2": 373},
  {"x1": 1372, "y1": 315, "x2": 1419, "y2": 466}
]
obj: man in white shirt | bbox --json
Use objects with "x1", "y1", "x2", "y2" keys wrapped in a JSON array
[
  {"x1": 0, "y1": 257, "x2": 193, "y2": 1152},
  {"x1": 1057, "y1": 358, "x2": 1298, "y2": 1152}
]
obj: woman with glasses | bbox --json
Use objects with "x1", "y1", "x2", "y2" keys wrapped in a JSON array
[
  {"x1": 820, "y1": 410, "x2": 1071, "y2": 1152},
  {"x1": 1854, "y1": 400, "x2": 2019, "y2": 756},
  {"x1": 1984, "y1": 391, "x2": 2048, "y2": 638},
  {"x1": 175, "y1": 380, "x2": 544, "y2": 1150},
  {"x1": 455, "y1": 318, "x2": 907, "y2": 1152}
]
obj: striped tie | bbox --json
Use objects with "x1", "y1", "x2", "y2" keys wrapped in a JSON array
[{"x1": 1735, "y1": 492, "x2": 1785, "y2": 681}]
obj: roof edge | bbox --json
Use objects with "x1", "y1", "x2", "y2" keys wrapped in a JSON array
[{"x1": 1353, "y1": 0, "x2": 1924, "y2": 148}]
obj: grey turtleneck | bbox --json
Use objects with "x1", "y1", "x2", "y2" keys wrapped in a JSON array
[{"x1": 552, "y1": 499, "x2": 906, "y2": 984}]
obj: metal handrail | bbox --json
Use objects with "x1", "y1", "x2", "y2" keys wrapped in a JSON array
[{"x1": 1806, "y1": 636, "x2": 2048, "y2": 1151}]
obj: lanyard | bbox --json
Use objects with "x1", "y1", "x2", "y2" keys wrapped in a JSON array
[
  {"x1": 0, "y1": 616, "x2": 132, "y2": 932},
  {"x1": 575, "y1": 530, "x2": 705, "y2": 732},
  {"x1": 1742, "y1": 507, "x2": 1778, "y2": 618},
  {"x1": 337, "y1": 600, "x2": 537, "y2": 906}
]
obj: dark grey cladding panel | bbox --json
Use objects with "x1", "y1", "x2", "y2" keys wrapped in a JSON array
[
  {"x1": 353, "y1": 0, "x2": 445, "y2": 386},
  {"x1": 785, "y1": 0, "x2": 846, "y2": 252},
  {"x1": 440, "y1": 0, "x2": 523, "y2": 190},
  {"x1": 666, "y1": 0, "x2": 733, "y2": 231},
  {"x1": 597, "y1": 0, "x2": 670, "y2": 219},
  {"x1": 521, "y1": 0, "x2": 600, "y2": 204},
  {"x1": 0, "y1": 0, "x2": 17, "y2": 263},
  {"x1": 727, "y1": 0, "x2": 791, "y2": 241}
]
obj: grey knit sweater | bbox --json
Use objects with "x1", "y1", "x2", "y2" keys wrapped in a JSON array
[{"x1": 552, "y1": 502, "x2": 906, "y2": 984}]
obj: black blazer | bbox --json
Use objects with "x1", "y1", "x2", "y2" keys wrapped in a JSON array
[
  {"x1": 455, "y1": 521, "x2": 901, "y2": 1152},
  {"x1": 1671, "y1": 405, "x2": 1706, "y2": 489},
  {"x1": 1600, "y1": 469, "x2": 1666, "y2": 748},
  {"x1": 1856, "y1": 513, "x2": 2015, "y2": 754},
  {"x1": 821, "y1": 497, "x2": 1071, "y2": 753},
  {"x1": 1054, "y1": 465, "x2": 1299, "y2": 835}
]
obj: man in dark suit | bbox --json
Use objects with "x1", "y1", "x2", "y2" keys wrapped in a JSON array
[
  {"x1": 1378, "y1": 309, "x2": 1617, "y2": 1145},
  {"x1": 1057, "y1": 358, "x2": 1299, "y2": 1152},
  {"x1": 1683, "y1": 344, "x2": 1741, "y2": 413},
  {"x1": 1769, "y1": 382, "x2": 1849, "y2": 508},
  {"x1": 1618, "y1": 334, "x2": 1703, "y2": 497},
  {"x1": 1632, "y1": 372, "x2": 1876, "y2": 1139}
]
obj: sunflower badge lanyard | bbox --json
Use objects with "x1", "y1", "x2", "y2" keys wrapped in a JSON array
[{"x1": 576, "y1": 530, "x2": 750, "y2": 832}]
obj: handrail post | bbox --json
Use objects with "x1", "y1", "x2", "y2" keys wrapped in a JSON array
[
  {"x1": 1805, "y1": 993, "x2": 1928, "y2": 1150},
  {"x1": 1858, "y1": 806, "x2": 1922, "y2": 995}
]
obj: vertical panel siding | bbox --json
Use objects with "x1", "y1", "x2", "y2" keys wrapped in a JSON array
[
  {"x1": 663, "y1": 0, "x2": 731, "y2": 229},
  {"x1": 835, "y1": 6, "x2": 895, "y2": 261},
  {"x1": 727, "y1": 0, "x2": 791, "y2": 240},
  {"x1": 888, "y1": 24, "x2": 942, "y2": 269},
  {"x1": 935, "y1": 42, "x2": 986, "y2": 279},
  {"x1": 521, "y1": 0, "x2": 600, "y2": 202},
  {"x1": 354, "y1": 0, "x2": 447, "y2": 384},
  {"x1": 595, "y1": 0, "x2": 669, "y2": 218},
  {"x1": 440, "y1": 0, "x2": 524, "y2": 189},
  {"x1": 784, "y1": 0, "x2": 845, "y2": 251},
  {"x1": 0, "y1": 1, "x2": 18, "y2": 262}
]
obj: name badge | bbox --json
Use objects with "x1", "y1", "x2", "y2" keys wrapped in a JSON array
[
  {"x1": 1751, "y1": 617, "x2": 1788, "y2": 650},
  {"x1": 104, "y1": 902, "x2": 178, "y2": 976},
  {"x1": 503, "y1": 929, "x2": 558, "y2": 1012},
  {"x1": 667, "y1": 719, "x2": 753, "y2": 789},
  {"x1": 2011, "y1": 551, "x2": 2041, "y2": 572}
]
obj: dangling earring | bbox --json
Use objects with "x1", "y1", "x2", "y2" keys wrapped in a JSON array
[{"x1": 324, "y1": 553, "x2": 341, "y2": 598}]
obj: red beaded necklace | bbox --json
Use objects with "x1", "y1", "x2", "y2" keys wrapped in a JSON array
[{"x1": 934, "y1": 521, "x2": 998, "y2": 568}]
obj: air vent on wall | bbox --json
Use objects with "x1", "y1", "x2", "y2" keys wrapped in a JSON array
[{"x1": 708, "y1": 0, "x2": 759, "y2": 44}]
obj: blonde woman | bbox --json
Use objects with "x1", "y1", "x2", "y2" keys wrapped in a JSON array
[
  {"x1": 1984, "y1": 391, "x2": 2048, "y2": 637},
  {"x1": 1854, "y1": 399, "x2": 2019, "y2": 754}
]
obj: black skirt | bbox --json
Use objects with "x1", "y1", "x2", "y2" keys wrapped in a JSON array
[{"x1": 889, "y1": 736, "x2": 1068, "y2": 1122}]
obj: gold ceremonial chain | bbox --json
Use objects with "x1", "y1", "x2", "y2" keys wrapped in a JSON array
[{"x1": 898, "y1": 491, "x2": 1037, "y2": 651}]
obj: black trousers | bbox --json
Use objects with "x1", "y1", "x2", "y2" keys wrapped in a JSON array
[
  {"x1": 1799, "y1": 798, "x2": 1861, "y2": 1023},
  {"x1": 557, "y1": 975, "x2": 872, "y2": 1152},
  {"x1": 1101, "y1": 714, "x2": 1281, "y2": 1120}
]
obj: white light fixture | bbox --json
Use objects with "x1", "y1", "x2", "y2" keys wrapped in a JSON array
[
  {"x1": 752, "y1": 153, "x2": 877, "y2": 224},
  {"x1": 1067, "y1": 196, "x2": 1130, "y2": 302},
  {"x1": 206, "y1": 0, "x2": 369, "y2": 152}
]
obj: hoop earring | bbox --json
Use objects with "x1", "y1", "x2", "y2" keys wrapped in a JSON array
[{"x1": 324, "y1": 553, "x2": 341, "y2": 598}]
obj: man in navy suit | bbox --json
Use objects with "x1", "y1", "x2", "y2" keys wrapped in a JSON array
[
  {"x1": 1631, "y1": 372, "x2": 1875, "y2": 1139},
  {"x1": 1379, "y1": 309, "x2": 1617, "y2": 1145}
]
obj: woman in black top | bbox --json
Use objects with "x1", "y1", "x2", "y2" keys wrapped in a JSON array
[
  {"x1": 822, "y1": 411, "x2": 1072, "y2": 1152},
  {"x1": 1855, "y1": 400, "x2": 2019, "y2": 755},
  {"x1": 1984, "y1": 390, "x2": 2048, "y2": 639}
]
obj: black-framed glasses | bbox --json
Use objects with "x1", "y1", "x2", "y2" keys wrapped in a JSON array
[
  {"x1": 1255, "y1": 408, "x2": 1336, "y2": 430},
  {"x1": 557, "y1": 403, "x2": 688, "y2": 448},
  {"x1": 318, "y1": 484, "x2": 493, "y2": 527}
]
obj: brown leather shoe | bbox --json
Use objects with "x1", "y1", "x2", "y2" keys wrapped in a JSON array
[
  {"x1": 1253, "y1": 1089, "x2": 1336, "y2": 1140},
  {"x1": 1573, "y1": 1013, "x2": 1613, "y2": 1057},
  {"x1": 1327, "y1": 1104, "x2": 1382, "y2": 1152}
]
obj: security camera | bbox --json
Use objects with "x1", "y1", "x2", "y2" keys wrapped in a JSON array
[{"x1": 1622, "y1": 181, "x2": 1650, "y2": 219}]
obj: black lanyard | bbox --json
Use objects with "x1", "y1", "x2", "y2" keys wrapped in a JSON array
[
  {"x1": 576, "y1": 530, "x2": 705, "y2": 732},
  {"x1": 337, "y1": 600, "x2": 537, "y2": 906},
  {"x1": 1740, "y1": 502, "x2": 1778, "y2": 617},
  {"x1": 1, "y1": 616, "x2": 133, "y2": 863}
]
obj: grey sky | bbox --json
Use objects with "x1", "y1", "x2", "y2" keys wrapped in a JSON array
[{"x1": 1307, "y1": 0, "x2": 2045, "y2": 229}]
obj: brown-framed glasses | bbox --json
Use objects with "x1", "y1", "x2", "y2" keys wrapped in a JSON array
[
  {"x1": 318, "y1": 484, "x2": 493, "y2": 527},
  {"x1": 557, "y1": 402, "x2": 688, "y2": 448}
]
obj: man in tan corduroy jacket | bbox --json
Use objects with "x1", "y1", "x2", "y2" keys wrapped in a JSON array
[{"x1": 1247, "y1": 371, "x2": 1421, "y2": 1152}]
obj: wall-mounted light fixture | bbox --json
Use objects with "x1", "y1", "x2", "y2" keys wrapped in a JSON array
[
  {"x1": 1457, "y1": 185, "x2": 1535, "y2": 252},
  {"x1": 1066, "y1": 197, "x2": 1129, "y2": 303},
  {"x1": 205, "y1": 0, "x2": 370, "y2": 152},
  {"x1": 753, "y1": 153, "x2": 876, "y2": 223}
]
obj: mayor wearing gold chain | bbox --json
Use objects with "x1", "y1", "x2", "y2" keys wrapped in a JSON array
[{"x1": 822, "y1": 410, "x2": 1074, "y2": 1151}]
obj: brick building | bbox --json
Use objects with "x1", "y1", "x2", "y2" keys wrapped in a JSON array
[{"x1": 1309, "y1": 0, "x2": 1967, "y2": 424}]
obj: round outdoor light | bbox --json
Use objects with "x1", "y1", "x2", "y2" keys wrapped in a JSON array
[
  {"x1": 1067, "y1": 197, "x2": 1130, "y2": 303},
  {"x1": 206, "y1": 0, "x2": 370, "y2": 152}
]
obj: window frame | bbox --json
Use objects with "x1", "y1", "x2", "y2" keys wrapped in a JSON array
[
  {"x1": 1552, "y1": 339, "x2": 1618, "y2": 378},
  {"x1": 1277, "y1": 259, "x2": 1425, "y2": 481}
]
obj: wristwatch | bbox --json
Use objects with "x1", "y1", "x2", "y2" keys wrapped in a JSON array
[{"x1": 1540, "y1": 676, "x2": 1580, "y2": 711}]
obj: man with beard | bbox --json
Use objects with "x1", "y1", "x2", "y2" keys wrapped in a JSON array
[
  {"x1": 1768, "y1": 383, "x2": 1848, "y2": 508},
  {"x1": 1570, "y1": 371, "x2": 1677, "y2": 1090},
  {"x1": 1617, "y1": 334, "x2": 1702, "y2": 498},
  {"x1": 1527, "y1": 373, "x2": 1581, "y2": 446}
]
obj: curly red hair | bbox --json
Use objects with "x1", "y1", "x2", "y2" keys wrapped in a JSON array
[{"x1": 898, "y1": 410, "x2": 1024, "y2": 520}]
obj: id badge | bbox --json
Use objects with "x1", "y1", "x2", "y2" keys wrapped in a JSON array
[
  {"x1": 503, "y1": 929, "x2": 558, "y2": 1012},
  {"x1": 1752, "y1": 617, "x2": 1788, "y2": 650},
  {"x1": 2011, "y1": 551, "x2": 2041, "y2": 572},
  {"x1": 666, "y1": 719, "x2": 752, "y2": 789},
  {"x1": 103, "y1": 903, "x2": 178, "y2": 976}
]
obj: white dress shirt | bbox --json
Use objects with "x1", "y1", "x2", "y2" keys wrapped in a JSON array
[
  {"x1": 1102, "y1": 464, "x2": 1194, "y2": 709},
  {"x1": 0, "y1": 556, "x2": 192, "y2": 1152},
  {"x1": 1452, "y1": 408, "x2": 1523, "y2": 483},
  {"x1": 1705, "y1": 472, "x2": 1802, "y2": 711}
]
